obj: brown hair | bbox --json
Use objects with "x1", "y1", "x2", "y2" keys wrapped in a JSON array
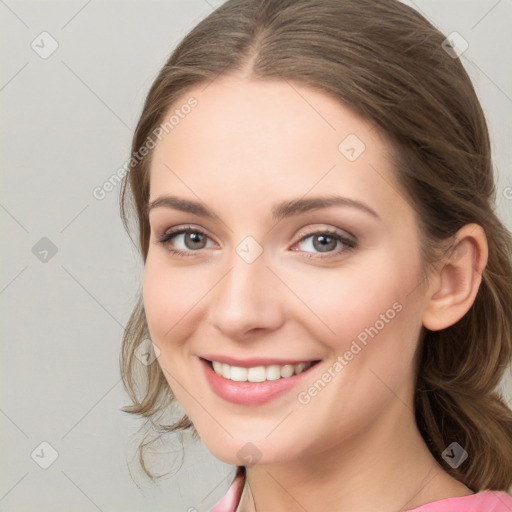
[{"x1": 119, "y1": 0, "x2": 512, "y2": 490}]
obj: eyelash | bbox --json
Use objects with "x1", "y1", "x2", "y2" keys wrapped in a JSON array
[{"x1": 156, "y1": 225, "x2": 357, "y2": 260}]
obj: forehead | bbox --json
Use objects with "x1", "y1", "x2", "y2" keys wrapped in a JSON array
[{"x1": 148, "y1": 75, "x2": 406, "y2": 222}]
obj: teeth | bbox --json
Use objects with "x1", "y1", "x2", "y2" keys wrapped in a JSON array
[
  {"x1": 266, "y1": 365, "x2": 282, "y2": 381},
  {"x1": 230, "y1": 366, "x2": 248, "y2": 382},
  {"x1": 295, "y1": 362, "x2": 307, "y2": 375},
  {"x1": 280, "y1": 364, "x2": 295, "y2": 378},
  {"x1": 248, "y1": 366, "x2": 266, "y2": 382},
  {"x1": 210, "y1": 360, "x2": 313, "y2": 382}
]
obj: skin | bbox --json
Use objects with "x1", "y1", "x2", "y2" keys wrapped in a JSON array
[{"x1": 143, "y1": 73, "x2": 487, "y2": 511}]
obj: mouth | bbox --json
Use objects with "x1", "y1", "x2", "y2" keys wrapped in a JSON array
[
  {"x1": 206, "y1": 358, "x2": 316, "y2": 382},
  {"x1": 199, "y1": 356, "x2": 321, "y2": 405}
]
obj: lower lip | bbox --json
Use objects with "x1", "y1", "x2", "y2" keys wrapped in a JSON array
[{"x1": 200, "y1": 358, "x2": 320, "y2": 406}]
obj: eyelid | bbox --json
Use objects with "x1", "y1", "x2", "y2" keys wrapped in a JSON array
[
  {"x1": 156, "y1": 224, "x2": 357, "y2": 259},
  {"x1": 293, "y1": 224, "x2": 356, "y2": 242},
  {"x1": 155, "y1": 225, "x2": 218, "y2": 257},
  {"x1": 158, "y1": 224, "x2": 214, "y2": 239}
]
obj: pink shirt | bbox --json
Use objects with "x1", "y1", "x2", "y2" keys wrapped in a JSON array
[{"x1": 210, "y1": 468, "x2": 512, "y2": 512}]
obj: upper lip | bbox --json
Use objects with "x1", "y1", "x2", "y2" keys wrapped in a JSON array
[{"x1": 200, "y1": 355, "x2": 320, "y2": 368}]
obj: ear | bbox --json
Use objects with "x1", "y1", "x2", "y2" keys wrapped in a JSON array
[{"x1": 422, "y1": 224, "x2": 488, "y2": 331}]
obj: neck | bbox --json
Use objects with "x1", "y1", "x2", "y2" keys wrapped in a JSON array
[{"x1": 238, "y1": 398, "x2": 470, "y2": 512}]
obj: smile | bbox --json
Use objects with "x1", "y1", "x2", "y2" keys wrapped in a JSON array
[
  {"x1": 200, "y1": 356, "x2": 321, "y2": 406},
  {"x1": 210, "y1": 360, "x2": 314, "y2": 382}
]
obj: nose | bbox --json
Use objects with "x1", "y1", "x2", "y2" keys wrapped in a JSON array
[{"x1": 207, "y1": 251, "x2": 286, "y2": 339}]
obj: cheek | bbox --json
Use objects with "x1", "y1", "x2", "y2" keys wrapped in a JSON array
[
  {"x1": 285, "y1": 250, "x2": 425, "y2": 416},
  {"x1": 283, "y1": 251, "x2": 421, "y2": 351},
  {"x1": 298, "y1": 252, "x2": 424, "y2": 407},
  {"x1": 142, "y1": 254, "x2": 211, "y2": 405},
  {"x1": 142, "y1": 253, "x2": 200, "y2": 350},
  {"x1": 143, "y1": 261, "x2": 172, "y2": 342}
]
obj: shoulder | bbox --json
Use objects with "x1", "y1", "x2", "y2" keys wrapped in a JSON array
[{"x1": 406, "y1": 490, "x2": 512, "y2": 511}]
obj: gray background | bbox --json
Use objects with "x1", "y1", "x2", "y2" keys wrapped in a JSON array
[{"x1": 1, "y1": 1, "x2": 511, "y2": 511}]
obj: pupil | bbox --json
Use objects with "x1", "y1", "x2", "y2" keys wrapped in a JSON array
[
  {"x1": 313, "y1": 235, "x2": 336, "y2": 252},
  {"x1": 186, "y1": 232, "x2": 206, "y2": 249}
]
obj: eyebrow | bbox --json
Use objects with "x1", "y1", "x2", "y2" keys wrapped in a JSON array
[
  {"x1": 148, "y1": 196, "x2": 217, "y2": 218},
  {"x1": 147, "y1": 194, "x2": 380, "y2": 221},
  {"x1": 271, "y1": 195, "x2": 380, "y2": 221}
]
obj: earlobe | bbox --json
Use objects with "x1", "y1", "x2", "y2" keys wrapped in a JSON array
[{"x1": 422, "y1": 224, "x2": 488, "y2": 331}]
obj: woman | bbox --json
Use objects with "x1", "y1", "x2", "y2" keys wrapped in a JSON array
[{"x1": 120, "y1": 0, "x2": 512, "y2": 510}]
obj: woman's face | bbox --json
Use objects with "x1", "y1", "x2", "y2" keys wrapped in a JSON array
[{"x1": 144, "y1": 75, "x2": 428, "y2": 465}]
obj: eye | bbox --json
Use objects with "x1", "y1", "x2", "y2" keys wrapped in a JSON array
[
  {"x1": 292, "y1": 229, "x2": 356, "y2": 259},
  {"x1": 157, "y1": 226, "x2": 216, "y2": 256}
]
